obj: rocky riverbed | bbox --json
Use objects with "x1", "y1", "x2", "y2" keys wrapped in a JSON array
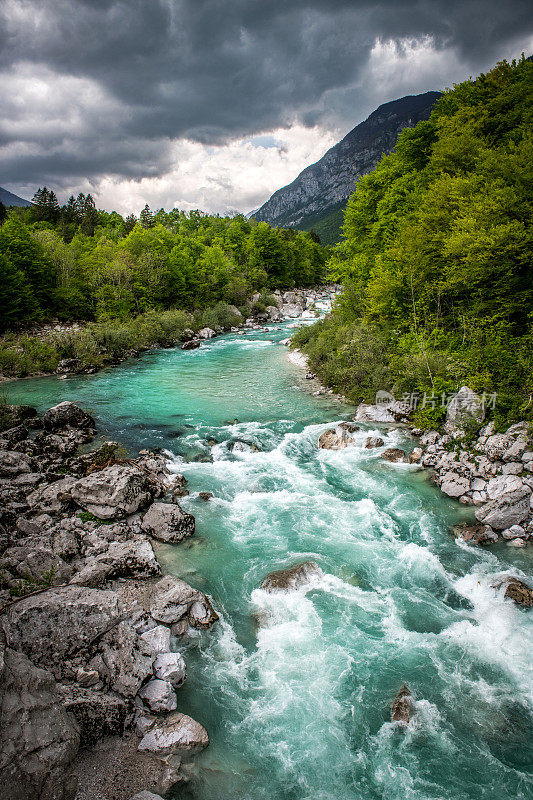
[{"x1": 0, "y1": 401, "x2": 219, "y2": 800}]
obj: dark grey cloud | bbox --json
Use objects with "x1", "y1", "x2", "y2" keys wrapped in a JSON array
[{"x1": 1, "y1": 0, "x2": 532, "y2": 194}]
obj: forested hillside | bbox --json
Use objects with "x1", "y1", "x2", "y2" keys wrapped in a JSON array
[
  {"x1": 294, "y1": 57, "x2": 533, "y2": 427},
  {"x1": 0, "y1": 193, "x2": 324, "y2": 332}
]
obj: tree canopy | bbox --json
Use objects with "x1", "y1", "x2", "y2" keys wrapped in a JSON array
[{"x1": 294, "y1": 56, "x2": 533, "y2": 427}]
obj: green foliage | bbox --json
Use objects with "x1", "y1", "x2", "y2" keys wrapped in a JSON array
[{"x1": 299, "y1": 57, "x2": 533, "y2": 427}]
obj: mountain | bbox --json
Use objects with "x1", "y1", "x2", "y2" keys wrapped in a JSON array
[
  {"x1": 0, "y1": 186, "x2": 32, "y2": 207},
  {"x1": 254, "y1": 91, "x2": 442, "y2": 244}
]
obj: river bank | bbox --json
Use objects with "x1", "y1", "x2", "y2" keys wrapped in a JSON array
[
  {"x1": 0, "y1": 400, "x2": 220, "y2": 799},
  {"x1": 0, "y1": 286, "x2": 340, "y2": 381}
]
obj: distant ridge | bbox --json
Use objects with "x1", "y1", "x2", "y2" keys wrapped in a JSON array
[
  {"x1": 253, "y1": 91, "x2": 442, "y2": 243},
  {"x1": 0, "y1": 186, "x2": 32, "y2": 207}
]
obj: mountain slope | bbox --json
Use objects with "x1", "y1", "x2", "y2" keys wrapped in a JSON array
[
  {"x1": 254, "y1": 91, "x2": 441, "y2": 243},
  {"x1": 0, "y1": 186, "x2": 32, "y2": 207}
]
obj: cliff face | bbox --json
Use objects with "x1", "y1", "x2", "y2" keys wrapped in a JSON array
[{"x1": 254, "y1": 91, "x2": 441, "y2": 238}]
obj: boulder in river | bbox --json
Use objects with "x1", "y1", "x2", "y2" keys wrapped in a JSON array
[
  {"x1": 381, "y1": 448, "x2": 407, "y2": 463},
  {"x1": 181, "y1": 339, "x2": 200, "y2": 350},
  {"x1": 475, "y1": 485, "x2": 531, "y2": 530},
  {"x1": 153, "y1": 652, "x2": 186, "y2": 688},
  {"x1": 318, "y1": 422, "x2": 359, "y2": 450},
  {"x1": 452, "y1": 523, "x2": 498, "y2": 545},
  {"x1": 149, "y1": 575, "x2": 219, "y2": 630},
  {"x1": 391, "y1": 683, "x2": 412, "y2": 725},
  {"x1": 138, "y1": 712, "x2": 209, "y2": 756},
  {"x1": 365, "y1": 436, "x2": 385, "y2": 449},
  {"x1": 138, "y1": 679, "x2": 177, "y2": 713},
  {"x1": 260, "y1": 561, "x2": 323, "y2": 592},
  {"x1": 43, "y1": 401, "x2": 95, "y2": 432},
  {"x1": 502, "y1": 577, "x2": 533, "y2": 607},
  {"x1": 141, "y1": 502, "x2": 195, "y2": 542}
]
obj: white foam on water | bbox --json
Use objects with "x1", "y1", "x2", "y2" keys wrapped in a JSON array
[{"x1": 444, "y1": 568, "x2": 533, "y2": 707}]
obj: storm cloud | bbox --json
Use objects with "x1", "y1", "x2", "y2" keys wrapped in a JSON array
[{"x1": 1, "y1": 0, "x2": 532, "y2": 213}]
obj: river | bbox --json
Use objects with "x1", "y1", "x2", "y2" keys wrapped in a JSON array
[{"x1": 5, "y1": 322, "x2": 533, "y2": 800}]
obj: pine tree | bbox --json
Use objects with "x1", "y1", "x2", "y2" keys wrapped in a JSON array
[
  {"x1": 124, "y1": 213, "x2": 137, "y2": 234},
  {"x1": 139, "y1": 204, "x2": 155, "y2": 229}
]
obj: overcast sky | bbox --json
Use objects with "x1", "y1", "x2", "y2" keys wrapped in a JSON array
[{"x1": 1, "y1": 0, "x2": 532, "y2": 216}]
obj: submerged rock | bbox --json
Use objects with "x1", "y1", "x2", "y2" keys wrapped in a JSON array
[
  {"x1": 381, "y1": 448, "x2": 407, "y2": 463},
  {"x1": 365, "y1": 436, "x2": 384, "y2": 449},
  {"x1": 260, "y1": 561, "x2": 323, "y2": 592},
  {"x1": 391, "y1": 683, "x2": 412, "y2": 725},
  {"x1": 452, "y1": 523, "x2": 499, "y2": 545},
  {"x1": 503, "y1": 577, "x2": 533, "y2": 607}
]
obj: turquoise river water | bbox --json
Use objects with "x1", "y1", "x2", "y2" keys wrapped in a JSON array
[{"x1": 5, "y1": 323, "x2": 533, "y2": 800}]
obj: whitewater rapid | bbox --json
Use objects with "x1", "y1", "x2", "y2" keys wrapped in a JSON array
[{"x1": 6, "y1": 323, "x2": 533, "y2": 800}]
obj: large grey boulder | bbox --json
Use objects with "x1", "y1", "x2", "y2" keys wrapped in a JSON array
[
  {"x1": 27, "y1": 477, "x2": 77, "y2": 514},
  {"x1": 138, "y1": 712, "x2": 209, "y2": 756},
  {"x1": 261, "y1": 561, "x2": 323, "y2": 592},
  {"x1": 153, "y1": 652, "x2": 186, "y2": 688},
  {"x1": 0, "y1": 450, "x2": 35, "y2": 476},
  {"x1": 89, "y1": 619, "x2": 153, "y2": 698},
  {"x1": 141, "y1": 502, "x2": 195, "y2": 542},
  {"x1": 281, "y1": 303, "x2": 303, "y2": 318},
  {"x1": 149, "y1": 576, "x2": 219, "y2": 630},
  {"x1": 1, "y1": 544, "x2": 73, "y2": 585},
  {"x1": 0, "y1": 644, "x2": 80, "y2": 800},
  {"x1": 138, "y1": 679, "x2": 177, "y2": 713},
  {"x1": 70, "y1": 538, "x2": 161, "y2": 587},
  {"x1": 140, "y1": 625, "x2": 171, "y2": 655},
  {"x1": 68, "y1": 464, "x2": 158, "y2": 519},
  {"x1": 354, "y1": 401, "x2": 410, "y2": 423},
  {"x1": 318, "y1": 423, "x2": 358, "y2": 450},
  {"x1": 43, "y1": 401, "x2": 95, "y2": 432},
  {"x1": 381, "y1": 448, "x2": 407, "y2": 463},
  {"x1": 2, "y1": 585, "x2": 121, "y2": 678},
  {"x1": 475, "y1": 486, "x2": 531, "y2": 530},
  {"x1": 444, "y1": 386, "x2": 484, "y2": 432},
  {"x1": 59, "y1": 685, "x2": 128, "y2": 746}
]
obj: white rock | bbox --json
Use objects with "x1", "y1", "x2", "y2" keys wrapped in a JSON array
[
  {"x1": 153, "y1": 652, "x2": 186, "y2": 688},
  {"x1": 471, "y1": 478, "x2": 487, "y2": 492},
  {"x1": 445, "y1": 386, "x2": 484, "y2": 432},
  {"x1": 506, "y1": 538, "x2": 527, "y2": 548},
  {"x1": 502, "y1": 462, "x2": 523, "y2": 475},
  {"x1": 501, "y1": 525, "x2": 526, "y2": 540},
  {"x1": 140, "y1": 625, "x2": 171, "y2": 655},
  {"x1": 138, "y1": 712, "x2": 209, "y2": 755},
  {"x1": 486, "y1": 474, "x2": 523, "y2": 500},
  {"x1": 137, "y1": 679, "x2": 177, "y2": 713}
]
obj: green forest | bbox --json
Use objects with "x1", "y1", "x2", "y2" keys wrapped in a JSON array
[
  {"x1": 0, "y1": 195, "x2": 325, "y2": 375},
  {"x1": 294, "y1": 57, "x2": 533, "y2": 428}
]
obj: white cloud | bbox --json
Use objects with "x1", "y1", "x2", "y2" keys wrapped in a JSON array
[{"x1": 91, "y1": 125, "x2": 339, "y2": 216}]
